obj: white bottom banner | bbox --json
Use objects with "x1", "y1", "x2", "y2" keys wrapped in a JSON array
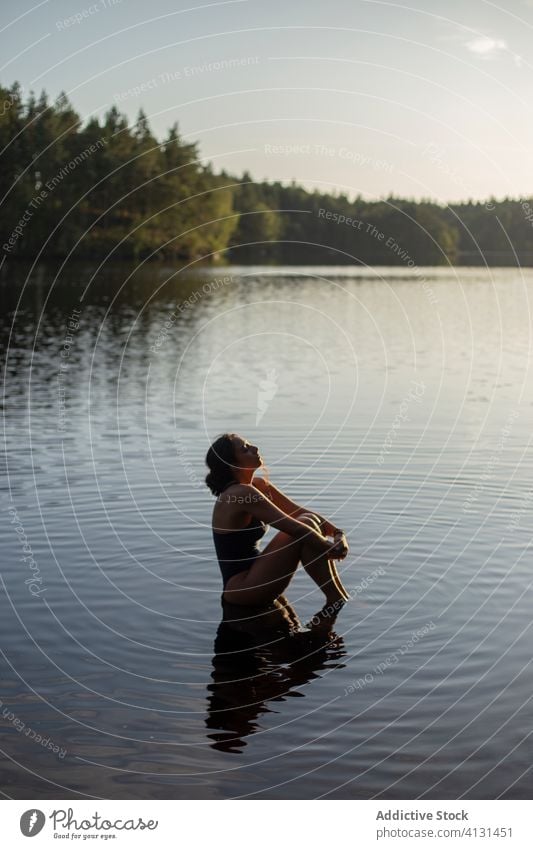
[{"x1": 1, "y1": 799, "x2": 530, "y2": 847}]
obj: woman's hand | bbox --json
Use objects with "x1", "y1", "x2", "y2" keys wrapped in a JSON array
[
  {"x1": 331, "y1": 533, "x2": 349, "y2": 560},
  {"x1": 308, "y1": 531, "x2": 349, "y2": 560}
]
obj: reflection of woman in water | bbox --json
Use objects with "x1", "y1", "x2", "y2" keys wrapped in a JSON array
[
  {"x1": 206, "y1": 600, "x2": 347, "y2": 752},
  {"x1": 205, "y1": 433, "x2": 351, "y2": 623}
]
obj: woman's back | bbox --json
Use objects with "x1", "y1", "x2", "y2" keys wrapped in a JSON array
[{"x1": 212, "y1": 483, "x2": 269, "y2": 588}]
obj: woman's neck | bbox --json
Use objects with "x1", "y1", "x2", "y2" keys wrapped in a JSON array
[{"x1": 233, "y1": 470, "x2": 255, "y2": 486}]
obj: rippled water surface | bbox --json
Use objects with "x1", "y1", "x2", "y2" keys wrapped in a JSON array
[{"x1": 1, "y1": 263, "x2": 533, "y2": 799}]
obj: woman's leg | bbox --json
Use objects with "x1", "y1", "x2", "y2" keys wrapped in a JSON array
[
  {"x1": 222, "y1": 516, "x2": 348, "y2": 607},
  {"x1": 300, "y1": 543, "x2": 350, "y2": 604},
  {"x1": 221, "y1": 528, "x2": 305, "y2": 606},
  {"x1": 297, "y1": 514, "x2": 350, "y2": 604}
]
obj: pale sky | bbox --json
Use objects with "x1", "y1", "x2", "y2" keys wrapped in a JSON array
[{"x1": 2, "y1": 0, "x2": 533, "y2": 203}]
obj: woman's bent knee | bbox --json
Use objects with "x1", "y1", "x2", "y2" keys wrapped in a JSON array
[{"x1": 299, "y1": 513, "x2": 321, "y2": 527}]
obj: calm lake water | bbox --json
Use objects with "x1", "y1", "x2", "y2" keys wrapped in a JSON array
[{"x1": 1, "y1": 262, "x2": 532, "y2": 800}]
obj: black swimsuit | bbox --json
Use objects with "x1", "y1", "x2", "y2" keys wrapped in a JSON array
[{"x1": 212, "y1": 488, "x2": 268, "y2": 587}]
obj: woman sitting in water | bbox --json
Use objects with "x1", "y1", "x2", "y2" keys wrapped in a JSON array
[{"x1": 205, "y1": 432, "x2": 350, "y2": 613}]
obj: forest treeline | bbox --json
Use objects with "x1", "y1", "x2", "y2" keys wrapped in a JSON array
[{"x1": 1, "y1": 81, "x2": 533, "y2": 266}]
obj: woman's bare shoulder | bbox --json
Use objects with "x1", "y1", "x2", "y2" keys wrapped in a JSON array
[
  {"x1": 251, "y1": 475, "x2": 269, "y2": 493},
  {"x1": 216, "y1": 482, "x2": 255, "y2": 503}
]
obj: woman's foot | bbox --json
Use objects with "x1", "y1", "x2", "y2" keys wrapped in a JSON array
[
  {"x1": 307, "y1": 597, "x2": 346, "y2": 630},
  {"x1": 324, "y1": 587, "x2": 350, "y2": 606}
]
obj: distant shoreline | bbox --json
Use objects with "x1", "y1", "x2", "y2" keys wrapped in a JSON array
[
  {"x1": 2, "y1": 81, "x2": 532, "y2": 270},
  {"x1": 3, "y1": 255, "x2": 533, "y2": 271}
]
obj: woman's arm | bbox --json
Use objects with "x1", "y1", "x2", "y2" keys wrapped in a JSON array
[
  {"x1": 231, "y1": 484, "x2": 337, "y2": 556},
  {"x1": 253, "y1": 477, "x2": 345, "y2": 537},
  {"x1": 309, "y1": 512, "x2": 345, "y2": 538}
]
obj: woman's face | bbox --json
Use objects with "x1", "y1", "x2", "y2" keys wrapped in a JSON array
[{"x1": 231, "y1": 435, "x2": 263, "y2": 471}]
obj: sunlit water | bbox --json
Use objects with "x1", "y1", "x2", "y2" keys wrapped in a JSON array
[{"x1": 1, "y1": 263, "x2": 533, "y2": 799}]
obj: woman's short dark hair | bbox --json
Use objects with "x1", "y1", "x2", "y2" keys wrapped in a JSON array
[{"x1": 205, "y1": 432, "x2": 238, "y2": 496}]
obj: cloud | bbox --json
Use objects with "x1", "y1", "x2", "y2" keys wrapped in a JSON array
[
  {"x1": 436, "y1": 21, "x2": 521, "y2": 66},
  {"x1": 465, "y1": 36, "x2": 508, "y2": 57},
  {"x1": 436, "y1": 22, "x2": 503, "y2": 49}
]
